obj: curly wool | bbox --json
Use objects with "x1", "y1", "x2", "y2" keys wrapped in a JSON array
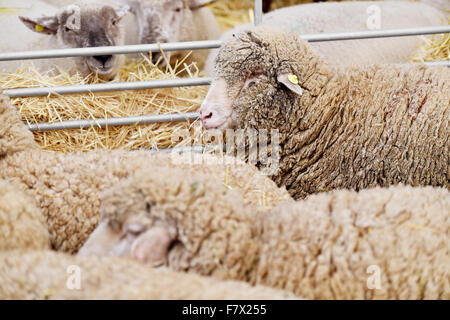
[
  {"x1": 0, "y1": 250, "x2": 298, "y2": 299},
  {"x1": 0, "y1": 180, "x2": 49, "y2": 250},
  {"x1": 97, "y1": 175, "x2": 450, "y2": 299},
  {"x1": 0, "y1": 94, "x2": 290, "y2": 253},
  {"x1": 213, "y1": 27, "x2": 449, "y2": 199}
]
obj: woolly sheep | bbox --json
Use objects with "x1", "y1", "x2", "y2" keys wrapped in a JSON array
[
  {"x1": 0, "y1": 93, "x2": 291, "y2": 253},
  {"x1": 0, "y1": 0, "x2": 130, "y2": 80},
  {"x1": 79, "y1": 172, "x2": 450, "y2": 299},
  {"x1": 199, "y1": 27, "x2": 449, "y2": 199},
  {"x1": 0, "y1": 250, "x2": 298, "y2": 299},
  {"x1": 205, "y1": 1, "x2": 446, "y2": 73},
  {"x1": 0, "y1": 180, "x2": 50, "y2": 251}
]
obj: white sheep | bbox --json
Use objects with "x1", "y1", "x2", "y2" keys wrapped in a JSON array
[
  {"x1": 126, "y1": 0, "x2": 221, "y2": 69},
  {"x1": 205, "y1": 1, "x2": 446, "y2": 73},
  {"x1": 0, "y1": 0, "x2": 130, "y2": 80}
]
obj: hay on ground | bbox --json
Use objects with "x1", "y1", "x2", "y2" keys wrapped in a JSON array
[{"x1": 1, "y1": 56, "x2": 208, "y2": 153}]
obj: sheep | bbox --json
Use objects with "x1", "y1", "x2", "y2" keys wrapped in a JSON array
[
  {"x1": 0, "y1": 93, "x2": 291, "y2": 253},
  {"x1": 79, "y1": 169, "x2": 450, "y2": 299},
  {"x1": 0, "y1": 250, "x2": 299, "y2": 299},
  {"x1": 127, "y1": 0, "x2": 221, "y2": 68},
  {"x1": 205, "y1": 1, "x2": 446, "y2": 73},
  {"x1": 0, "y1": 0, "x2": 130, "y2": 80},
  {"x1": 199, "y1": 27, "x2": 449, "y2": 199},
  {"x1": 0, "y1": 180, "x2": 50, "y2": 251}
]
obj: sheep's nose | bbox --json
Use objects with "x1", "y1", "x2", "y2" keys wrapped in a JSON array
[
  {"x1": 200, "y1": 110, "x2": 213, "y2": 122},
  {"x1": 93, "y1": 55, "x2": 112, "y2": 66}
]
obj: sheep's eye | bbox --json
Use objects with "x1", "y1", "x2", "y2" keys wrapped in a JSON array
[
  {"x1": 112, "y1": 19, "x2": 117, "y2": 26},
  {"x1": 64, "y1": 27, "x2": 71, "y2": 32},
  {"x1": 125, "y1": 224, "x2": 146, "y2": 237},
  {"x1": 243, "y1": 78, "x2": 258, "y2": 90},
  {"x1": 174, "y1": 7, "x2": 182, "y2": 12}
]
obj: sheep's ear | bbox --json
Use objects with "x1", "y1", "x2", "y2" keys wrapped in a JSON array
[
  {"x1": 277, "y1": 73, "x2": 303, "y2": 96},
  {"x1": 115, "y1": 5, "x2": 130, "y2": 20},
  {"x1": 19, "y1": 15, "x2": 59, "y2": 35},
  {"x1": 188, "y1": 0, "x2": 217, "y2": 10}
]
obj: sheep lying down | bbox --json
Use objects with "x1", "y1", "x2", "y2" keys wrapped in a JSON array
[
  {"x1": 0, "y1": 0, "x2": 129, "y2": 80},
  {"x1": 126, "y1": 0, "x2": 221, "y2": 68},
  {"x1": 79, "y1": 168, "x2": 450, "y2": 299},
  {"x1": 201, "y1": 27, "x2": 449, "y2": 199},
  {"x1": 0, "y1": 250, "x2": 298, "y2": 299}
]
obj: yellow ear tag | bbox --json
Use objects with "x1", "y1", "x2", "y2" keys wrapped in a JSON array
[
  {"x1": 35, "y1": 24, "x2": 45, "y2": 32},
  {"x1": 288, "y1": 74, "x2": 298, "y2": 85}
]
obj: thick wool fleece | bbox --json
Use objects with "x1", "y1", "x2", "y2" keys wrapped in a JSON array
[
  {"x1": 100, "y1": 176, "x2": 449, "y2": 299},
  {"x1": 0, "y1": 250, "x2": 298, "y2": 299},
  {"x1": 0, "y1": 180, "x2": 50, "y2": 250},
  {"x1": 0, "y1": 94, "x2": 290, "y2": 253},
  {"x1": 213, "y1": 27, "x2": 449, "y2": 199}
]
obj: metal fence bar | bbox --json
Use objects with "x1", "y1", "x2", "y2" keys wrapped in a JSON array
[
  {"x1": 143, "y1": 145, "x2": 220, "y2": 154},
  {"x1": 302, "y1": 26, "x2": 450, "y2": 42},
  {"x1": 254, "y1": 0, "x2": 263, "y2": 26},
  {"x1": 4, "y1": 77, "x2": 212, "y2": 97},
  {"x1": 0, "y1": 40, "x2": 222, "y2": 62},
  {"x1": 422, "y1": 60, "x2": 450, "y2": 67},
  {"x1": 27, "y1": 112, "x2": 200, "y2": 131},
  {"x1": 0, "y1": 26, "x2": 448, "y2": 61}
]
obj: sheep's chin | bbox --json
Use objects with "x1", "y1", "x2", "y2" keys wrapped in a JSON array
[{"x1": 85, "y1": 62, "x2": 116, "y2": 80}]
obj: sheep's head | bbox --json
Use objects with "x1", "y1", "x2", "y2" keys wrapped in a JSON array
[
  {"x1": 199, "y1": 27, "x2": 327, "y2": 132},
  {"x1": 78, "y1": 168, "x2": 259, "y2": 278},
  {"x1": 130, "y1": 0, "x2": 216, "y2": 64},
  {"x1": 19, "y1": 3, "x2": 129, "y2": 80}
]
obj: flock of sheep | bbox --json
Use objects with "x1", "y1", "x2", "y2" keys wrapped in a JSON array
[{"x1": 0, "y1": 0, "x2": 449, "y2": 300}]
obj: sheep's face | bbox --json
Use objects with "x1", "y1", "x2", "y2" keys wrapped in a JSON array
[
  {"x1": 19, "y1": 4, "x2": 129, "y2": 80},
  {"x1": 130, "y1": 0, "x2": 216, "y2": 64},
  {"x1": 78, "y1": 170, "x2": 257, "y2": 276},
  {"x1": 199, "y1": 29, "x2": 304, "y2": 131}
]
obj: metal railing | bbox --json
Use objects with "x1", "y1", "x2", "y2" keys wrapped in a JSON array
[
  {"x1": 27, "y1": 112, "x2": 200, "y2": 132},
  {"x1": 1, "y1": 0, "x2": 449, "y2": 135}
]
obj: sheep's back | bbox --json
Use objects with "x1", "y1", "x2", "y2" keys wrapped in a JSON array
[{"x1": 257, "y1": 185, "x2": 450, "y2": 299}]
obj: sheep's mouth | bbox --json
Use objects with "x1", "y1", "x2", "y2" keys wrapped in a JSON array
[
  {"x1": 89, "y1": 66, "x2": 115, "y2": 77},
  {"x1": 203, "y1": 115, "x2": 232, "y2": 131},
  {"x1": 86, "y1": 59, "x2": 117, "y2": 79}
]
